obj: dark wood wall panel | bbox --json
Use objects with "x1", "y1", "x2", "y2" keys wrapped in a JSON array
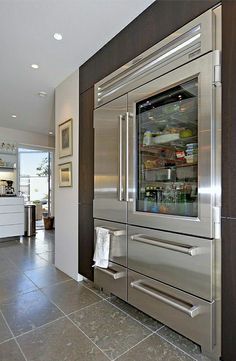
[
  {"x1": 78, "y1": 203, "x2": 94, "y2": 280},
  {"x1": 221, "y1": 1, "x2": 236, "y2": 360},
  {"x1": 78, "y1": 87, "x2": 94, "y2": 281},
  {"x1": 79, "y1": 87, "x2": 94, "y2": 205},
  {"x1": 79, "y1": 0, "x2": 219, "y2": 94}
]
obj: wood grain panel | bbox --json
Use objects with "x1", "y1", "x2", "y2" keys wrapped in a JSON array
[
  {"x1": 222, "y1": 2, "x2": 236, "y2": 360},
  {"x1": 79, "y1": 87, "x2": 94, "y2": 204},
  {"x1": 79, "y1": 0, "x2": 219, "y2": 94},
  {"x1": 78, "y1": 203, "x2": 94, "y2": 281}
]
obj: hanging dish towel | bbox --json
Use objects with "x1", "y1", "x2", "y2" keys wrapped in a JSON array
[{"x1": 93, "y1": 227, "x2": 110, "y2": 268}]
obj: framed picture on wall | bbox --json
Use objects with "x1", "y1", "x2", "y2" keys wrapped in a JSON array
[
  {"x1": 59, "y1": 118, "x2": 73, "y2": 158},
  {"x1": 58, "y1": 162, "x2": 72, "y2": 187}
]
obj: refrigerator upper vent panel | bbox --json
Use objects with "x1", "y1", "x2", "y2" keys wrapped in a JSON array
[{"x1": 94, "y1": 9, "x2": 214, "y2": 108}]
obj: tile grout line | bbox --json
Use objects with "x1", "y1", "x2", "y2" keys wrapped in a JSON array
[
  {"x1": 79, "y1": 288, "x2": 199, "y2": 360},
  {"x1": 81, "y1": 284, "x2": 164, "y2": 333},
  {"x1": 39, "y1": 280, "x2": 105, "y2": 316},
  {"x1": 15, "y1": 316, "x2": 66, "y2": 339},
  {"x1": 22, "y1": 269, "x2": 73, "y2": 291},
  {"x1": 66, "y1": 299, "x2": 104, "y2": 317},
  {"x1": 61, "y1": 294, "x2": 160, "y2": 361},
  {"x1": 81, "y1": 282, "x2": 110, "y2": 300},
  {"x1": 39, "y1": 295, "x2": 111, "y2": 361},
  {"x1": 155, "y1": 331, "x2": 198, "y2": 361},
  {"x1": 65, "y1": 283, "x2": 200, "y2": 361},
  {"x1": 0, "y1": 310, "x2": 28, "y2": 361},
  {"x1": 105, "y1": 297, "x2": 160, "y2": 333},
  {"x1": 82, "y1": 283, "x2": 168, "y2": 332},
  {"x1": 0, "y1": 336, "x2": 14, "y2": 346},
  {"x1": 112, "y1": 332, "x2": 155, "y2": 361},
  {"x1": 65, "y1": 315, "x2": 111, "y2": 360},
  {"x1": 43, "y1": 285, "x2": 163, "y2": 361}
]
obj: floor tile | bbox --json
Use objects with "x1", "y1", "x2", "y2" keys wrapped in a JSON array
[
  {"x1": 70, "y1": 300, "x2": 151, "y2": 360},
  {"x1": 109, "y1": 296, "x2": 163, "y2": 332},
  {"x1": 1, "y1": 289, "x2": 63, "y2": 336},
  {"x1": 0, "y1": 339, "x2": 26, "y2": 361},
  {"x1": 5, "y1": 250, "x2": 49, "y2": 271},
  {"x1": 20, "y1": 237, "x2": 55, "y2": 253},
  {"x1": 116, "y1": 333, "x2": 193, "y2": 361},
  {"x1": 42, "y1": 280, "x2": 101, "y2": 314},
  {"x1": 18, "y1": 317, "x2": 109, "y2": 361},
  {"x1": 37, "y1": 251, "x2": 55, "y2": 264},
  {"x1": 0, "y1": 256, "x2": 18, "y2": 275},
  {"x1": 0, "y1": 312, "x2": 12, "y2": 343},
  {"x1": 158, "y1": 326, "x2": 212, "y2": 361},
  {"x1": 0, "y1": 240, "x2": 21, "y2": 249},
  {"x1": 35, "y1": 230, "x2": 55, "y2": 242},
  {"x1": 82, "y1": 279, "x2": 110, "y2": 299},
  {"x1": 25, "y1": 265, "x2": 70, "y2": 288},
  {"x1": 0, "y1": 270, "x2": 36, "y2": 302}
]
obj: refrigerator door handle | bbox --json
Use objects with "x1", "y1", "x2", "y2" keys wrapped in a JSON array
[
  {"x1": 125, "y1": 112, "x2": 130, "y2": 202},
  {"x1": 118, "y1": 115, "x2": 123, "y2": 201},
  {"x1": 130, "y1": 235, "x2": 199, "y2": 256},
  {"x1": 95, "y1": 266, "x2": 126, "y2": 280},
  {"x1": 130, "y1": 280, "x2": 201, "y2": 318}
]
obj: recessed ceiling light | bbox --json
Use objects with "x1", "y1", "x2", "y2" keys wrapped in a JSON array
[
  {"x1": 53, "y1": 33, "x2": 62, "y2": 41},
  {"x1": 31, "y1": 64, "x2": 39, "y2": 69},
  {"x1": 38, "y1": 91, "x2": 47, "y2": 97},
  {"x1": 11, "y1": 114, "x2": 16, "y2": 118},
  {"x1": 49, "y1": 131, "x2": 53, "y2": 135}
]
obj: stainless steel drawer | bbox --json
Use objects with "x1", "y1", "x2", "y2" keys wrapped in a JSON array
[
  {"x1": 128, "y1": 226, "x2": 213, "y2": 301},
  {"x1": 128, "y1": 270, "x2": 214, "y2": 351},
  {"x1": 94, "y1": 262, "x2": 127, "y2": 301},
  {"x1": 94, "y1": 219, "x2": 127, "y2": 267}
]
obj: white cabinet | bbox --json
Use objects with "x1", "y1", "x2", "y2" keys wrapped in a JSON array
[{"x1": 0, "y1": 197, "x2": 24, "y2": 238}]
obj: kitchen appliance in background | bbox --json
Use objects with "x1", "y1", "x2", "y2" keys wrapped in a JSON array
[
  {"x1": 5, "y1": 180, "x2": 15, "y2": 195},
  {"x1": 0, "y1": 180, "x2": 15, "y2": 196},
  {"x1": 93, "y1": 5, "x2": 221, "y2": 361}
]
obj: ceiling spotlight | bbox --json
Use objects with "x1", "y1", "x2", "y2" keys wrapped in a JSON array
[
  {"x1": 38, "y1": 91, "x2": 47, "y2": 97},
  {"x1": 49, "y1": 131, "x2": 53, "y2": 135},
  {"x1": 11, "y1": 115, "x2": 16, "y2": 118},
  {"x1": 31, "y1": 64, "x2": 39, "y2": 69},
  {"x1": 53, "y1": 33, "x2": 62, "y2": 41}
]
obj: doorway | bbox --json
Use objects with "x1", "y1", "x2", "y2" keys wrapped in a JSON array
[{"x1": 18, "y1": 147, "x2": 53, "y2": 230}]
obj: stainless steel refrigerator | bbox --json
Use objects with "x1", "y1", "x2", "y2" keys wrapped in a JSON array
[{"x1": 93, "y1": 6, "x2": 221, "y2": 359}]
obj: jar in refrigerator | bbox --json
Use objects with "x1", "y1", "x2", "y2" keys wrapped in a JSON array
[{"x1": 143, "y1": 131, "x2": 153, "y2": 146}]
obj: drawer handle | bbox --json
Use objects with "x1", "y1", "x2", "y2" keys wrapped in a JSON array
[
  {"x1": 95, "y1": 267, "x2": 126, "y2": 280},
  {"x1": 131, "y1": 235, "x2": 198, "y2": 256},
  {"x1": 98, "y1": 227, "x2": 125, "y2": 237},
  {"x1": 130, "y1": 280, "x2": 200, "y2": 318}
]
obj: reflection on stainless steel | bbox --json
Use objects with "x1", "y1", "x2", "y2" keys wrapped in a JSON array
[{"x1": 93, "y1": 5, "x2": 221, "y2": 360}]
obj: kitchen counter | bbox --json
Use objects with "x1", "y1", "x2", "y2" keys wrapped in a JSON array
[{"x1": 0, "y1": 197, "x2": 24, "y2": 239}]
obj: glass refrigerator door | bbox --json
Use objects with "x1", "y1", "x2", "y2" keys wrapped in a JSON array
[{"x1": 136, "y1": 78, "x2": 198, "y2": 217}]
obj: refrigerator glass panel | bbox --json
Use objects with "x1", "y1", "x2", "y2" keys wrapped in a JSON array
[{"x1": 136, "y1": 78, "x2": 198, "y2": 217}]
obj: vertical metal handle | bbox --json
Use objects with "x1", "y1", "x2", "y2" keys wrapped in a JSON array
[
  {"x1": 125, "y1": 112, "x2": 129, "y2": 202},
  {"x1": 118, "y1": 115, "x2": 123, "y2": 201}
]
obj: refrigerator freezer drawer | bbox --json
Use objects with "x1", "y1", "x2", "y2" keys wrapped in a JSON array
[
  {"x1": 94, "y1": 262, "x2": 127, "y2": 301},
  {"x1": 128, "y1": 270, "x2": 214, "y2": 351},
  {"x1": 94, "y1": 219, "x2": 127, "y2": 267},
  {"x1": 128, "y1": 226, "x2": 213, "y2": 301}
]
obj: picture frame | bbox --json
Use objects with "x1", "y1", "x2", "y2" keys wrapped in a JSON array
[
  {"x1": 59, "y1": 118, "x2": 73, "y2": 158},
  {"x1": 58, "y1": 162, "x2": 72, "y2": 187}
]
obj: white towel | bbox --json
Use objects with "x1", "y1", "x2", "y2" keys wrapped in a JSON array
[{"x1": 93, "y1": 227, "x2": 110, "y2": 269}]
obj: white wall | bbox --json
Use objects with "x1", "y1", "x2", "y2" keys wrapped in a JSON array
[
  {"x1": 0, "y1": 126, "x2": 54, "y2": 148},
  {"x1": 55, "y1": 70, "x2": 79, "y2": 281}
]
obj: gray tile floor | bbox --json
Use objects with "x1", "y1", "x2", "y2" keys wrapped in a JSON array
[{"x1": 0, "y1": 230, "x2": 213, "y2": 361}]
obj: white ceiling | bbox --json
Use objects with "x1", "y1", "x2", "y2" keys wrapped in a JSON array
[{"x1": 0, "y1": 0, "x2": 154, "y2": 135}]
